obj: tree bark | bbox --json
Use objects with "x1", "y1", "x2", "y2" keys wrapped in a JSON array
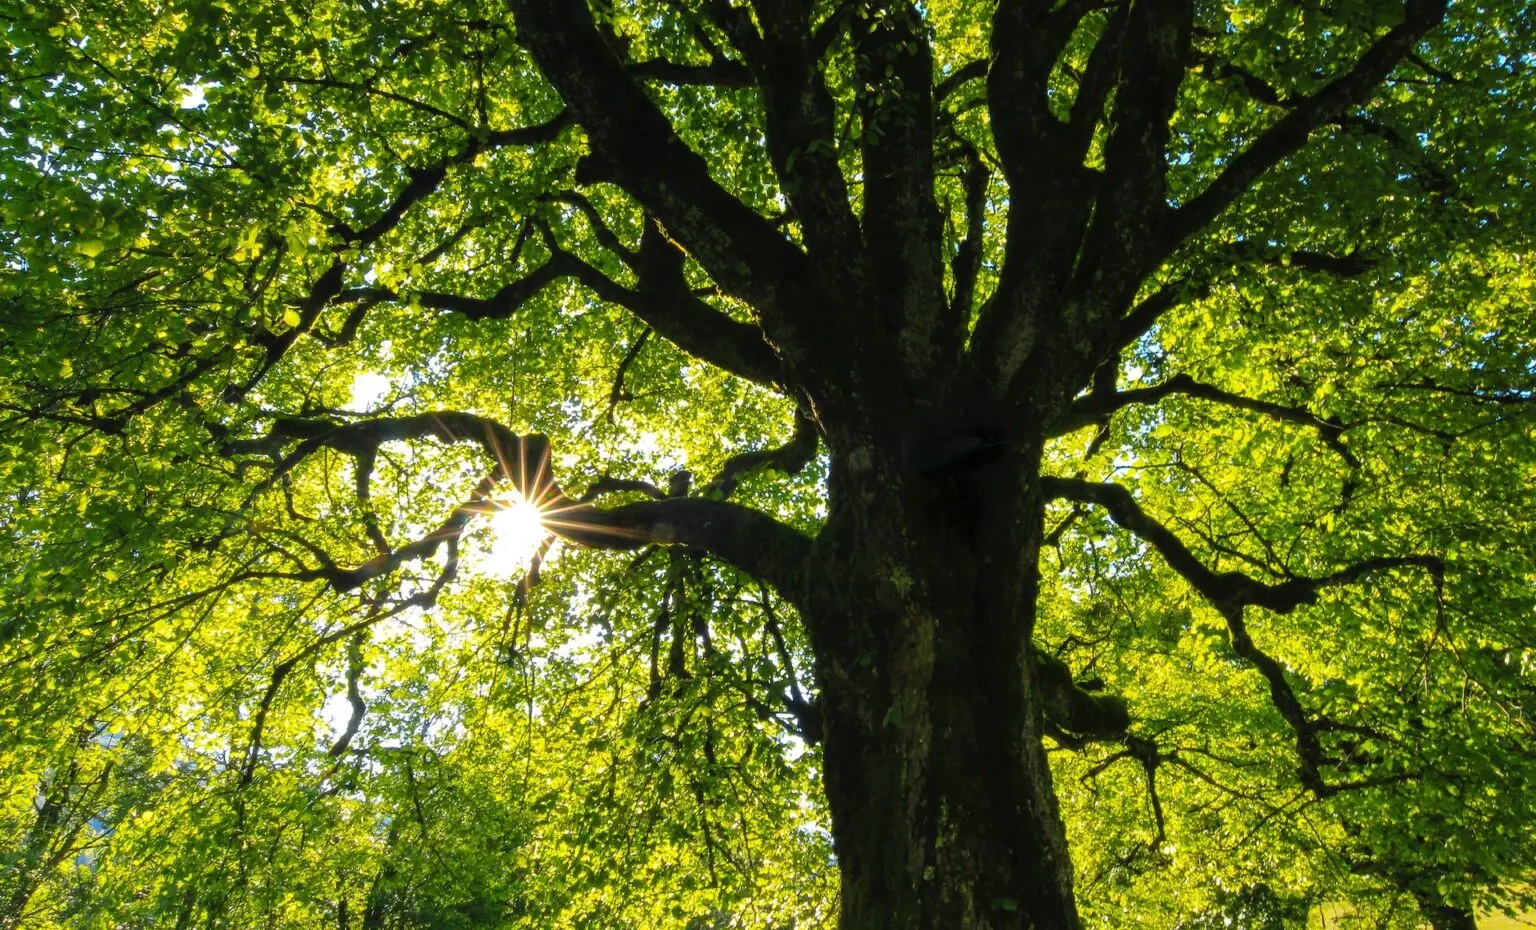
[{"x1": 800, "y1": 438, "x2": 1080, "y2": 930}]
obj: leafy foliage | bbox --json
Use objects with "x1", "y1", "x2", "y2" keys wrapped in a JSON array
[{"x1": 2, "y1": 1, "x2": 1533, "y2": 928}]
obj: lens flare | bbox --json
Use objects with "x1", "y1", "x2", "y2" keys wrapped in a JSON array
[{"x1": 484, "y1": 492, "x2": 547, "y2": 575}]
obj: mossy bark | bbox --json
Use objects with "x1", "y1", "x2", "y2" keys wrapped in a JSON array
[{"x1": 800, "y1": 440, "x2": 1081, "y2": 930}]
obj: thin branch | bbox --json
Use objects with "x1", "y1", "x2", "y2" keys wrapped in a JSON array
[
  {"x1": 577, "y1": 475, "x2": 668, "y2": 504},
  {"x1": 335, "y1": 112, "x2": 571, "y2": 246},
  {"x1": 759, "y1": 587, "x2": 815, "y2": 734},
  {"x1": 934, "y1": 59, "x2": 987, "y2": 103},
  {"x1": 1192, "y1": 48, "x2": 1291, "y2": 107},
  {"x1": 701, "y1": 409, "x2": 819, "y2": 499},
  {"x1": 1329, "y1": 114, "x2": 1459, "y2": 197},
  {"x1": 606, "y1": 326, "x2": 652, "y2": 420},
  {"x1": 629, "y1": 56, "x2": 752, "y2": 86},
  {"x1": 948, "y1": 142, "x2": 989, "y2": 322},
  {"x1": 328, "y1": 632, "x2": 369, "y2": 756},
  {"x1": 235, "y1": 112, "x2": 571, "y2": 395},
  {"x1": 1057, "y1": 372, "x2": 1360, "y2": 469},
  {"x1": 1226, "y1": 243, "x2": 1378, "y2": 277},
  {"x1": 276, "y1": 75, "x2": 475, "y2": 130},
  {"x1": 1392, "y1": 378, "x2": 1536, "y2": 406},
  {"x1": 540, "y1": 190, "x2": 637, "y2": 263}
]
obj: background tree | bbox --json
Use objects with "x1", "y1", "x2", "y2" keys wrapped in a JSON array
[{"x1": 2, "y1": 1, "x2": 1534, "y2": 929}]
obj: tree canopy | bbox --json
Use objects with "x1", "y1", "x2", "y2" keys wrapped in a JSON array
[{"x1": 2, "y1": 1, "x2": 1534, "y2": 928}]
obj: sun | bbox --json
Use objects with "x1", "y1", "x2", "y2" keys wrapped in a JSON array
[{"x1": 484, "y1": 491, "x2": 549, "y2": 575}]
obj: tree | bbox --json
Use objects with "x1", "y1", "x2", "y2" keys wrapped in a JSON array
[{"x1": 2, "y1": 1, "x2": 1534, "y2": 928}]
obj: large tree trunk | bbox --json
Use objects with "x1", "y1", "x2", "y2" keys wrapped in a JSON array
[{"x1": 802, "y1": 438, "x2": 1080, "y2": 930}]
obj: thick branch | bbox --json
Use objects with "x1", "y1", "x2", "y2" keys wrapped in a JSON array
[
  {"x1": 1041, "y1": 476, "x2": 1440, "y2": 617},
  {"x1": 260, "y1": 412, "x2": 546, "y2": 489},
  {"x1": 1065, "y1": 3, "x2": 1131, "y2": 156},
  {"x1": 1164, "y1": 0, "x2": 1451, "y2": 249},
  {"x1": 545, "y1": 496, "x2": 813, "y2": 597},
  {"x1": 727, "y1": 2, "x2": 873, "y2": 372},
  {"x1": 1044, "y1": 476, "x2": 1443, "y2": 795},
  {"x1": 971, "y1": 0, "x2": 1102, "y2": 386},
  {"x1": 986, "y1": 0, "x2": 1093, "y2": 189},
  {"x1": 1036, "y1": 649, "x2": 1130, "y2": 746},
  {"x1": 345, "y1": 234, "x2": 785, "y2": 388},
  {"x1": 852, "y1": 3, "x2": 954, "y2": 379},
  {"x1": 1004, "y1": 0, "x2": 1194, "y2": 403},
  {"x1": 508, "y1": 0, "x2": 811, "y2": 333},
  {"x1": 617, "y1": 221, "x2": 787, "y2": 387},
  {"x1": 701, "y1": 408, "x2": 819, "y2": 499},
  {"x1": 242, "y1": 411, "x2": 813, "y2": 598},
  {"x1": 1083, "y1": 0, "x2": 1193, "y2": 278},
  {"x1": 576, "y1": 476, "x2": 667, "y2": 503},
  {"x1": 1113, "y1": 279, "x2": 1207, "y2": 355},
  {"x1": 935, "y1": 59, "x2": 987, "y2": 103}
]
